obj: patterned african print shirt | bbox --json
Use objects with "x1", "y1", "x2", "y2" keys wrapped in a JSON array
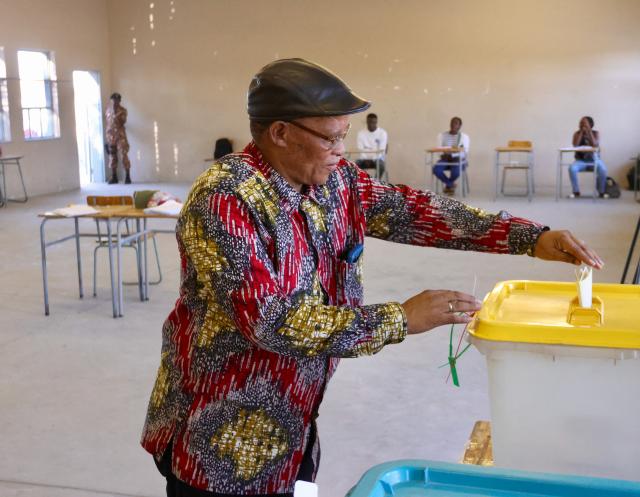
[
  {"x1": 105, "y1": 104, "x2": 128, "y2": 145},
  {"x1": 141, "y1": 141, "x2": 545, "y2": 495}
]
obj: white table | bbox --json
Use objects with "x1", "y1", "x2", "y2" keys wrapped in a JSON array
[
  {"x1": 39, "y1": 206, "x2": 177, "y2": 318},
  {"x1": 556, "y1": 147, "x2": 599, "y2": 201},
  {"x1": 424, "y1": 147, "x2": 468, "y2": 197},
  {"x1": 344, "y1": 149, "x2": 386, "y2": 182}
]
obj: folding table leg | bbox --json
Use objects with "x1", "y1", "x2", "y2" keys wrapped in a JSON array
[
  {"x1": 74, "y1": 217, "x2": 83, "y2": 299},
  {"x1": 136, "y1": 218, "x2": 144, "y2": 301},
  {"x1": 106, "y1": 219, "x2": 118, "y2": 318},
  {"x1": 40, "y1": 218, "x2": 50, "y2": 315}
]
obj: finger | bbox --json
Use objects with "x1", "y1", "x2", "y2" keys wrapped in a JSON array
[
  {"x1": 451, "y1": 290, "x2": 476, "y2": 301},
  {"x1": 450, "y1": 300, "x2": 482, "y2": 315},
  {"x1": 451, "y1": 313, "x2": 473, "y2": 325},
  {"x1": 561, "y1": 235, "x2": 599, "y2": 268},
  {"x1": 576, "y1": 239, "x2": 604, "y2": 268},
  {"x1": 572, "y1": 237, "x2": 603, "y2": 268},
  {"x1": 581, "y1": 247, "x2": 604, "y2": 269},
  {"x1": 450, "y1": 291, "x2": 482, "y2": 306},
  {"x1": 551, "y1": 248, "x2": 580, "y2": 265},
  {"x1": 436, "y1": 312, "x2": 473, "y2": 328}
]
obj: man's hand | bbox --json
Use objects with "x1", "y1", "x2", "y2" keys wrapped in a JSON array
[
  {"x1": 402, "y1": 290, "x2": 482, "y2": 335},
  {"x1": 533, "y1": 230, "x2": 604, "y2": 269}
]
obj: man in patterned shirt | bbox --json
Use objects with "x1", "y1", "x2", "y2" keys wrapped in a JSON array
[{"x1": 141, "y1": 58, "x2": 603, "y2": 497}]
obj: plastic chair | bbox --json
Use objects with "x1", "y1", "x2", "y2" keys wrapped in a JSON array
[
  {"x1": 498, "y1": 140, "x2": 534, "y2": 200},
  {"x1": 86, "y1": 195, "x2": 162, "y2": 297}
]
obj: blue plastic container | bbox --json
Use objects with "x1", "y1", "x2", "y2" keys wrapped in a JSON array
[{"x1": 345, "y1": 460, "x2": 640, "y2": 496}]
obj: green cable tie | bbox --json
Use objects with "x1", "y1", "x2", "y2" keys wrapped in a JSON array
[
  {"x1": 444, "y1": 321, "x2": 472, "y2": 387},
  {"x1": 448, "y1": 356, "x2": 460, "y2": 387}
]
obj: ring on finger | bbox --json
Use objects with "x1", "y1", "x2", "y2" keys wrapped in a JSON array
[{"x1": 448, "y1": 300, "x2": 455, "y2": 313}]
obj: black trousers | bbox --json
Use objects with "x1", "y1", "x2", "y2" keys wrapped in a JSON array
[
  {"x1": 155, "y1": 423, "x2": 317, "y2": 497},
  {"x1": 355, "y1": 158, "x2": 386, "y2": 178}
]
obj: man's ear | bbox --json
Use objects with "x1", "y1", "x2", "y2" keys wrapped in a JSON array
[{"x1": 268, "y1": 121, "x2": 289, "y2": 148}]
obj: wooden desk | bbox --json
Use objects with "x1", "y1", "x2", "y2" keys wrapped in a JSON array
[
  {"x1": 494, "y1": 146, "x2": 535, "y2": 202},
  {"x1": 424, "y1": 147, "x2": 468, "y2": 197},
  {"x1": 0, "y1": 155, "x2": 28, "y2": 207},
  {"x1": 461, "y1": 420, "x2": 494, "y2": 466},
  {"x1": 39, "y1": 206, "x2": 178, "y2": 317},
  {"x1": 556, "y1": 147, "x2": 599, "y2": 201}
]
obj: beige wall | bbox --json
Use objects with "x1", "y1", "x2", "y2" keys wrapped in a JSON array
[
  {"x1": 106, "y1": 0, "x2": 640, "y2": 191},
  {"x1": 0, "y1": 0, "x2": 110, "y2": 196},
  {"x1": 3, "y1": 0, "x2": 638, "y2": 194}
]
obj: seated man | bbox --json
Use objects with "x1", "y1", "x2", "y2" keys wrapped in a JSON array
[
  {"x1": 569, "y1": 116, "x2": 609, "y2": 198},
  {"x1": 433, "y1": 116, "x2": 469, "y2": 195},
  {"x1": 356, "y1": 113, "x2": 388, "y2": 180}
]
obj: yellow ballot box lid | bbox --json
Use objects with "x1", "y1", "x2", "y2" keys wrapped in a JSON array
[{"x1": 468, "y1": 280, "x2": 640, "y2": 349}]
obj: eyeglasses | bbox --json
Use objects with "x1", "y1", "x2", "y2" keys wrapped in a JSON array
[{"x1": 288, "y1": 121, "x2": 351, "y2": 150}]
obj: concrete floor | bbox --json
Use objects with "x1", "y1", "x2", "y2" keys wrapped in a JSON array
[{"x1": 0, "y1": 182, "x2": 637, "y2": 497}]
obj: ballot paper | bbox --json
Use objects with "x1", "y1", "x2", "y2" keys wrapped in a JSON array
[
  {"x1": 51, "y1": 204, "x2": 99, "y2": 217},
  {"x1": 293, "y1": 481, "x2": 318, "y2": 497},
  {"x1": 576, "y1": 265, "x2": 592, "y2": 308},
  {"x1": 143, "y1": 199, "x2": 183, "y2": 216}
]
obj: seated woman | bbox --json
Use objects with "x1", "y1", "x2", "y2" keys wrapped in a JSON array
[
  {"x1": 569, "y1": 116, "x2": 608, "y2": 198},
  {"x1": 433, "y1": 116, "x2": 470, "y2": 195}
]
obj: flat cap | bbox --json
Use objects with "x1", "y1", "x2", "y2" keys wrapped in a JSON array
[{"x1": 247, "y1": 58, "x2": 370, "y2": 122}]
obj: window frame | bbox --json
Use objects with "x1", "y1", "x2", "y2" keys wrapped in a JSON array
[
  {"x1": 0, "y1": 46, "x2": 10, "y2": 143},
  {"x1": 17, "y1": 49, "x2": 61, "y2": 142}
]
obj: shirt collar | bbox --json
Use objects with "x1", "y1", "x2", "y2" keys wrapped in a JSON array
[{"x1": 243, "y1": 141, "x2": 330, "y2": 211}]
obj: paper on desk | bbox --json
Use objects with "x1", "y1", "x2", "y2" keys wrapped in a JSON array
[
  {"x1": 143, "y1": 199, "x2": 183, "y2": 216},
  {"x1": 294, "y1": 481, "x2": 318, "y2": 497},
  {"x1": 52, "y1": 204, "x2": 99, "y2": 217},
  {"x1": 576, "y1": 265, "x2": 592, "y2": 308}
]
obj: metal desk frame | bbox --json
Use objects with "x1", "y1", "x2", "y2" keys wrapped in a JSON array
[
  {"x1": 39, "y1": 206, "x2": 177, "y2": 318},
  {"x1": 0, "y1": 155, "x2": 28, "y2": 207},
  {"x1": 424, "y1": 147, "x2": 469, "y2": 197},
  {"x1": 494, "y1": 147, "x2": 534, "y2": 202},
  {"x1": 344, "y1": 149, "x2": 387, "y2": 182},
  {"x1": 556, "y1": 147, "x2": 599, "y2": 201}
]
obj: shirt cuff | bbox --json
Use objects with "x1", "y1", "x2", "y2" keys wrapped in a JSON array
[
  {"x1": 526, "y1": 226, "x2": 551, "y2": 257},
  {"x1": 371, "y1": 302, "x2": 407, "y2": 347},
  {"x1": 508, "y1": 223, "x2": 550, "y2": 256}
]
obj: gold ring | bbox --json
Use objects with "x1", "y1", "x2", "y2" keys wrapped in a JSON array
[{"x1": 448, "y1": 300, "x2": 455, "y2": 313}]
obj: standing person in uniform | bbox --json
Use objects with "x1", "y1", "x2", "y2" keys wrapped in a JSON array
[
  {"x1": 105, "y1": 92, "x2": 131, "y2": 184},
  {"x1": 141, "y1": 58, "x2": 603, "y2": 497}
]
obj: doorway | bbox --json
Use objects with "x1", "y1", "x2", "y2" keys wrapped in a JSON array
[{"x1": 73, "y1": 70, "x2": 105, "y2": 185}]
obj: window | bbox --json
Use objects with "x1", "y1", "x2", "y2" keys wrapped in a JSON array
[
  {"x1": 0, "y1": 47, "x2": 10, "y2": 143},
  {"x1": 18, "y1": 50, "x2": 60, "y2": 140}
]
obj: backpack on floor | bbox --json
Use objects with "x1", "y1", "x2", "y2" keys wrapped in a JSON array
[{"x1": 605, "y1": 177, "x2": 621, "y2": 198}]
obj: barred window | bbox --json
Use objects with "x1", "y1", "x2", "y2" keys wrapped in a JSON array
[
  {"x1": 18, "y1": 50, "x2": 60, "y2": 140},
  {"x1": 0, "y1": 47, "x2": 10, "y2": 143}
]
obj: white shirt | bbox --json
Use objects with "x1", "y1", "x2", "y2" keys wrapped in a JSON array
[
  {"x1": 357, "y1": 127, "x2": 388, "y2": 160},
  {"x1": 437, "y1": 131, "x2": 470, "y2": 160}
]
